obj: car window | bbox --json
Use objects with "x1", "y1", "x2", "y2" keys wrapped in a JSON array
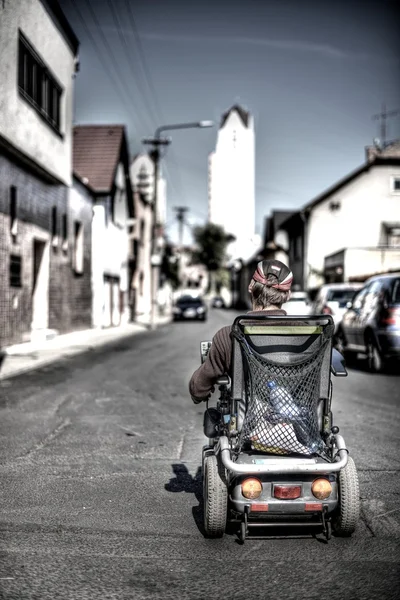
[
  {"x1": 327, "y1": 289, "x2": 360, "y2": 307},
  {"x1": 363, "y1": 280, "x2": 383, "y2": 310},
  {"x1": 351, "y1": 285, "x2": 370, "y2": 309},
  {"x1": 390, "y1": 278, "x2": 400, "y2": 304},
  {"x1": 177, "y1": 296, "x2": 202, "y2": 305}
]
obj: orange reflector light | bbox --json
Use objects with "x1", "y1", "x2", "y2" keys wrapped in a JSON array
[
  {"x1": 305, "y1": 503, "x2": 323, "y2": 511},
  {"x1": 311, "y1": 478, "x2": 332, "y2": 500},
  {"x1": 274, "y1": 485, "x2": 302, "y2": 500},
  {"x1": 250, "y1": 503, "x2": 269, "y2": 512},
  {"x1": 241, "y1": 478, "x2": 262, "y2": 499}
]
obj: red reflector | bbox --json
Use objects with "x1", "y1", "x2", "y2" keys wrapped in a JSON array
[
  {"x1": 322, "y1": 306, "x2": 333, "y2": 315},
  {"x1": 305, "y1": 503, "x2": 323, "y2": 511},
  {"x1": 274, "y1": 485, "x2": 302, "y2": 500},
  {"x1": 250, "y1": 503, "x2": 269, "y2": 512}
]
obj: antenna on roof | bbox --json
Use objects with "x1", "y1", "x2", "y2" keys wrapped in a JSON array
[{"x1": 372, "y1": 103, "x2": 400, "y2": 147}]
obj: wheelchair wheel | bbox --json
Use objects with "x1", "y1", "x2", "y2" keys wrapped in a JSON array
[
  {"x1": 332, "y1": 456, "x2": 360, "y2": 537},
  {"x1": 203, "y1": 454, "x2": 228, "y2": 538}
]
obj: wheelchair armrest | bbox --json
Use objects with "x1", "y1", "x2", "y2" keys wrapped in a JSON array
[{"x1": 331, "y1": 348, "x2": 348, "y2": 377}]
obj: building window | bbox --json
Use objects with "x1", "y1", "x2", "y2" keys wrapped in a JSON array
[
  {"x1": 18, "y1": 31, "x2": 63, "y2": 133},
  {"x1": 73, "y1": 221, "x2": 84, "y2": 274},
  {"x1": 381, "y1": 222, "x2": 400, "y2": 247},
  {"x1": 10, "y1": 254, "x2": 22, "y2": 288},
  {"x1": 391, "y1": 176, "x2": 400, "y2": 194},
  {"x1": 51, "y1": 206, "x2": 59, "y2": 248},
  {"x1": 61, "y1": 213, "x2": 68, "y2": 252},
  {"x1": 10, "y1": 186, "x2": 18, "y2": 238}
]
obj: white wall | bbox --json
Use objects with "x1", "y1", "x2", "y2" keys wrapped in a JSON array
[
  {"x1": 345, "y1": 248, "x2": 400, "y2": 280},
  {"x1": 208, "y1": 109, "x2": 256, "y2": 260},
  {"x1": 306, "y1": 164, "x2": 400, "y2": 288},
  {"x1": 0, "y1": 0, "x2": 76, "y2": 184}
]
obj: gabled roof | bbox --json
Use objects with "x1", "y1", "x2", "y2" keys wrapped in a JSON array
[
  {"x1": 73, "y1": 125, "x2": 126, "y2": 193},
  {"x1": 220, "y1": 105, "x2": 250, "y2": 128},
  {"x1": 303, "y1": 149, "x2": 400, "y2": 213}
]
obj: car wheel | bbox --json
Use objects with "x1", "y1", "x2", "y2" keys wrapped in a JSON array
[
  {"x1": 366, "y1": 336, "x2": 384, "y2": 373},
  {"x1": 334, "y1": 328, "x2": 346, "y2": 354}
]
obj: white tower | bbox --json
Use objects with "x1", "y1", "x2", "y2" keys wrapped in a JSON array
[{"x1": 208, "y1": 105, "x2": 257, "y2": 261}]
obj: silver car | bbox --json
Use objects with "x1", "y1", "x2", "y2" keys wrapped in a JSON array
[{"x1": 311, "y1": 283, "x2": 363, "y2": 333}]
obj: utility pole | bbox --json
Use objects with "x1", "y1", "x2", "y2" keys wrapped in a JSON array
[
  {"x1": 142, "y1": 136, "x2": 171, "y2": 330},
  {"x1": 142, "y1": 120, "x2": 213, "y2": 329},
  {"x1": 372, "y1": 103, "x2": 400, "y2": 147},
  {"x1": 174, "y1": 206, "x2": 189, "y2": 247}
]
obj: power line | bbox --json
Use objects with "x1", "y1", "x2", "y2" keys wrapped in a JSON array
[
  {"x1": 68, "y1": 0, "x2": 136, "y2": 118},
  {"x1": 123, "y1": 0, "x2": 185, "y2": 202},
  {"x1": 106, "y1": 0, "x2": 153, "y2": 133},
  {"x1": 81, "y1": 0, "x2": 143, "y2": 128}
]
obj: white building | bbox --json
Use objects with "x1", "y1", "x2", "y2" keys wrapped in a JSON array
[
  {"x1": 304, "y1": 141, "x2": 400, "y2": 290},
  {"x1": 73, "y1": 125, "x2": 135, "y2": 328},
  {"x1": 0, "y1": 0, "x2": 86, "y2": 347},
  {"x1": 208, "y1": 105, "x2": 257, "y2": 261},
  {"x1": 130, "y1": 153, "x2": 167, "y2": 319},
  {"x1": 0, "y1": 0, "x2": 78, "y2": 186}
]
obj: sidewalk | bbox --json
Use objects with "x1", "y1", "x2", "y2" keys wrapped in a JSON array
[{"x1": 0, "y1": 313, "x2": 171, "y2": 381}]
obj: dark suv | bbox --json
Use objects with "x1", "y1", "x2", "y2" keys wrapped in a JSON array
[{"x1": 335, "y1": 273, "x2": 400, "y2": 372}]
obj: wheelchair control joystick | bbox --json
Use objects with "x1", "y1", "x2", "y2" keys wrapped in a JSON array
[{"x1": 331, "y1": 426, "x2": 340, "y2": 434}]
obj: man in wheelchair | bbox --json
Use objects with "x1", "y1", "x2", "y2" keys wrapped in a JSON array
[
  {"x1": 189, "y1": 260, "x2": 360, "y2": 542},
  {"x1": 189, "y1": 259, "x2": 293, "y2": 403}
]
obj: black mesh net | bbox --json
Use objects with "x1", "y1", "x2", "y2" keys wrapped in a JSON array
[{"x1": 232, "y1": 325, "x2": 332, "y2": 456}]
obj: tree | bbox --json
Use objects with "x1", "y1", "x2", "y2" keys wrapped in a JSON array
[
  {"x1": 190, "y1": 223, "x2": 235, "y2": 293},
  {"x1": 160, "y1": 241, "x2": 180, "y2": 290}
]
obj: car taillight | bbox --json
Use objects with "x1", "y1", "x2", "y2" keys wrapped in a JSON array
[
  {"x1": 322, "y1": 305, "x2": 333, "y2": 315},
  {"x1": 273, "y1": 485, "x2": 302, "y2": 500},
  {"x1": 241, "y1": 478, "x2": 262, "y2": 499},
  {"x1": 380, "y1": 308, "x2": 400, "y2": 326}
]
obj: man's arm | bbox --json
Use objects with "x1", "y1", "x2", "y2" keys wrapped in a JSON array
[{"x1": 189, "y1": 328, "x2": 229, "y2": 403}]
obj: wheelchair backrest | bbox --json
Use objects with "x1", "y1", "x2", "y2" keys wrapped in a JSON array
[{"x1": 230, "y1": 314, "x2": 335, "y2": 434}]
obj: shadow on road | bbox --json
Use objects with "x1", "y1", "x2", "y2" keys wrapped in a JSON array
[
  {"x1": 164, "y1": 463, "x2": 205, "y2": 535},
  {"x1": 345, "y1": 355, "x2": 400, "y2": 376}
]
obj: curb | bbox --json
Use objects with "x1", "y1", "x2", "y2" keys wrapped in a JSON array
[{"x1": 0, "y1": 319, "x2": 171, "y2": 381}]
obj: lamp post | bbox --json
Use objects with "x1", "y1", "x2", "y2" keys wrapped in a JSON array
[{"x1": 142, "y1": 120, "x2": 213, "y2": 330}]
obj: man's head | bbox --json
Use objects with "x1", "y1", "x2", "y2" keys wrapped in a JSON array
[{"x1": 248, "y1": 259, "x2": 293, "y2": 309}]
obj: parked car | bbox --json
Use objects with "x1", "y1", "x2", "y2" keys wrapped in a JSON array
[
  {"x1": 310, "y1": 283, "x2": 363, "y2": 333},
  {"x1": 211, "y1": 296, "x2": 225, "y2": 308},
  {"x1": 172, "y1": 295, "x2": 208, "y2": 322},
  {"x1": 282, "y1": 291, "x2": 311, "y2": 315},
  {"x1": 335, "y1": 273, "x2": 400, "y2": 372}
]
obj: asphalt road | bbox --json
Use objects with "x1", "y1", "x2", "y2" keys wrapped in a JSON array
[{"x1": 0, "y1": 309, "x2": 399, "y2": 600}]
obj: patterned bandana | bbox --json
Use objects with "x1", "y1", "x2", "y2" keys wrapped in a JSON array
[{"x1": 248, "y1": 259, "x2": 293, "y2": 293}]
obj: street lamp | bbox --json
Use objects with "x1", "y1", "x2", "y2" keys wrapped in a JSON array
[{"x1": 142, "y1": 120, "x2": 214, "y2": 330}]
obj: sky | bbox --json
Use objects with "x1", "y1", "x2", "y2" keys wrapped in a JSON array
[{"x1": 59, "y1": 0, "x2": 400, "y2": 244}]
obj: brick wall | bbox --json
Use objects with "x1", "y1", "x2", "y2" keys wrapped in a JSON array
[{"x1": 0, "y1": 153, "x2": 92, "y2": 347}]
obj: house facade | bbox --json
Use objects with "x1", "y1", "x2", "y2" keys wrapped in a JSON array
[
  {"x1": 268, "y1": 142, "x2": 400, "y2": 295},
  {"x1": 130, "y1": 152, "x2": 168, "y2": 320},
  {"x1": 73, "y1": 125, "x2": 135, "y2": 328},
  {"x1": 304, "y1": 142, "x2": 400, "y2": 292},
  {"x1": 0, "y1": 0, "x2": 88, "y2": 347}
]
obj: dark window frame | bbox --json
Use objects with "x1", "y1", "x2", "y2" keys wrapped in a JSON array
[
  {"x1": 10, "y1": 186, "x2": 18, "y2": 238},
  {"x1": 10, "y1": 254, "x2": 22, "y2": 288},
  {"x1": 18, "y1": 30, "x2": 64, "y2": 136}
]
